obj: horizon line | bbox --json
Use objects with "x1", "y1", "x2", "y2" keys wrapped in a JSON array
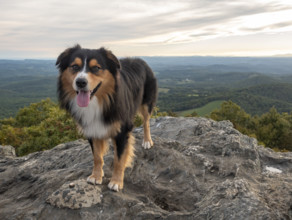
[{"x1": 1, "y1": 54, "x2": 292, "y2": 61}]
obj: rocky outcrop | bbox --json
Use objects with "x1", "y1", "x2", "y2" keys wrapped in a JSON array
[
  {"x1": 0, "y1": 117, "x2": 291, "y2": 220},
  {"x1": 0, "y1": 145, "x2": 15, "y2": 157}
]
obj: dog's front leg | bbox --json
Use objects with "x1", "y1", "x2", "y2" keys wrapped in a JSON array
[
  {"x1": 108, "y1": 132, "x2": 134, "y2": 192},
  {"x1": 87, "y1": 138, "x2": 108, "y2": 185}
]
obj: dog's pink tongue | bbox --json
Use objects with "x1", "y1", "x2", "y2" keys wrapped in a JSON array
[{"x1": 77, "y1": 91, "x2": 90, "y2": 107}]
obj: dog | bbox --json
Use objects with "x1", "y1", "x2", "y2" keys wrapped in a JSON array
[{"x1": 56, "y1": 45, "x2": 157, "y2": 191}]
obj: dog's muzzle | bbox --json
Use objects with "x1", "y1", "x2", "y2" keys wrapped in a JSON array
[{"x1": 76, "y1": 78, "x2": 88, "y2": 89}]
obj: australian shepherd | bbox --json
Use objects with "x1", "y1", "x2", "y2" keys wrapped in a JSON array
[{"x1": 56, "y1": 45, "x2": 157, "y2": 191}]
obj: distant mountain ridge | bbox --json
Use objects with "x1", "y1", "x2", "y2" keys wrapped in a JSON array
[
  {"x1": 2, "y1": 56, "x2": 292, "y2": 75},
  {"x1": 0, "y1": 57, "x2": 292, "y2": 118},
  {"x1": 143, "y1": 56, "x2": 292, "y2": 75}
]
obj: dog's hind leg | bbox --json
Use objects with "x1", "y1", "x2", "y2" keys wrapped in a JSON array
[
  {"x1": 87, "y1": 138, "x2": 108, "y2": 185},
  {"x1": 140, "y1": 104, "x2": 153, "y2": 149},
  {"x1": 109, "y1": 130, "x2": 134, "y2": 192}
]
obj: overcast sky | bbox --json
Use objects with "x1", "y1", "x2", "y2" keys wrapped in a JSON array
[{"x1": 1, "y1": 0, "x2": 292, "y2": 59}]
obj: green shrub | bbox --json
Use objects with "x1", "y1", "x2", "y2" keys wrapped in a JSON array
[{"x1": 0, "y1": 98, "x2": 82, "y2": 156}]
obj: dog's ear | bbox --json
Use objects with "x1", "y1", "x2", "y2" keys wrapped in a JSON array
[
  {"x1": 106, "y1": 49, "x2": 121, "y2": 70},
  {"x1": 56, "y1": 44, "x2": 81, "y2": 71},
  {"x1": 100, "y1": 48, "x2": 121, "y2": 72}
]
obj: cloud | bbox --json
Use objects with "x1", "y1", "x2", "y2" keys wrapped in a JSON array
[
  {"x1": 240, "y1": 21, "x2": 292, "y2": 32},
  {"x1": 94, "y1": 0, "x2": 292, "y2": 45},
  {"x1": 0, "y1": 0, "x2": 292, "y2": 57}
]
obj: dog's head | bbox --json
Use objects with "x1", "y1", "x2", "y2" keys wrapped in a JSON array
[{"x1": 56, "y1": 45, "x2": 120, "y2": 108}]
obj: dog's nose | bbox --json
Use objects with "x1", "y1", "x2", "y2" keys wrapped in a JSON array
[{"x1": 76, "y1": 78, "x2": 88, "y2": 89}]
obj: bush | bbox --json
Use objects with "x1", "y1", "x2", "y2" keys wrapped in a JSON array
[
  {"x1": 256, "y1": 107, "x2": 292, "y2": 151},
  {"x1": 210, "y1": 101, "x2": 292, "y2": 151},
  {"x1": 0, "y1": 99, "x2": 82, "y2": 156}
]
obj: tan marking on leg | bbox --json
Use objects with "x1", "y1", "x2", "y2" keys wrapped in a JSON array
[
  {"x1": 108, "y1": 121, "x2": 121, "y2": 138},
  {"x1": 108, "y1": 135, "x2": 135, "y2": 191},
  {"x1": 87, "y1": 139, "x2": 108, "y2": 185},
  {"x1": 140, "y1": 105, "x2": 153, "y2": 149}
]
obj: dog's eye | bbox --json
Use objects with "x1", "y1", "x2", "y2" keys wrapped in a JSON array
[
  {"x1": 91, "y1": 66, "x2": 101, "y2": 74},
  {"x1": 70, "y1": 65, "x2": 81, "y2": 72}
]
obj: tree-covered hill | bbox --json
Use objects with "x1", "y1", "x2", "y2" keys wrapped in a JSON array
[
  {"x1": 228, "y1": 83, "x2": 292, "y2": 115},
  {"x1": 0, "y1": 59, "x2": 55, "y2": 77},
  {"x1": 237, "y1": 83, "x2": 292, "y2": 103},
  {"x1": 231, "y1": 74, "x2": 279, "y2": 88},
  {"x1": 0, "y1": 57, "x2": 292, "y2": 118},
  {"x1": 0, "y1": 76, "x2": 57, "y2": 118}
]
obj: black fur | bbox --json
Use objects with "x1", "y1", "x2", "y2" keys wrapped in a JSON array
[
  {"x1": 56, "y1": 44, "x2": 82, "y2": 72},
  {"x1": 88, "y1": 138, "x2": 93, "y2": 153},
  {"x1": 56, "y1": 45, "x2": 157, "y2": 158},
  {"x1": 102, "y1": 57, "x2": 157, "y2": 125},
  {"x1": 114, "y1": 123, "x2": 133, "y2": 157}
]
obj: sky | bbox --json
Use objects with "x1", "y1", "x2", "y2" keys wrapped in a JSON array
[{"x1": 1, "y1": 0, "x2": 292, "y2": 59}]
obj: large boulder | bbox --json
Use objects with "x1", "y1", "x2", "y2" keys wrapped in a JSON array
[{"x1": 0, "y1": 117, "x2": 291, "y2": 219}]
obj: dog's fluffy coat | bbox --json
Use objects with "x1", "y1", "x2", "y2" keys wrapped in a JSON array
[{"x1": 56, "y1": 45, "x2": 157, "y2": 191}]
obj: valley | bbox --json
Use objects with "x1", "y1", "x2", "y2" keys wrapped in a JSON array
[{"x1": 0, "y1": 57, "x2": 292, "y2": 119}]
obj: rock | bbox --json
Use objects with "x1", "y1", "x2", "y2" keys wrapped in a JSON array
[
  {"x1": 46, "y1": 179, "x2": 102, "y2": 209},
  {"x1": 0, "y1": 145, "x2": 16, "y2": 157},
  {"x1": 0, "y1": 117, "x2": 291, "y2": 220},
  {"x1": 69, "y1": 182, "x2": 76, "y2": 188}
]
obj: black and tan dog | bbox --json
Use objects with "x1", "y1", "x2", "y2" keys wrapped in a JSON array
[{"x1": 56, "y1": 45, "x2": 157, "y2": 191}]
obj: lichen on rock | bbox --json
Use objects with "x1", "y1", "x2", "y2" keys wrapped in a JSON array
[{"x1": 46, "y1": 179, "x2": 102, "y2": 209}]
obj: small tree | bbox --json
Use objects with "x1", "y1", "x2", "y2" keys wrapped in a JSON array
[
  {"x1": 210, "y1": 101, "x2": 253, "y2": 135},
  {"x1": 256, "y1": 107, "x2": 292, "y2": 151},
  {"x1": 186, "y1": 111, "x2": 198, "y2": 117}
]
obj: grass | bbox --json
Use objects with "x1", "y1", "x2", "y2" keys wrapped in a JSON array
[{"x1": 177, "y1": 100, "x2": 224, "y2": 117}]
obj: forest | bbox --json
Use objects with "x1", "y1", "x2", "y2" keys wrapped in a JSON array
[
  {"x1": 1, "y1": 57, "x2": 292, "y2": 118},
  {"x1": 0, "y1": 57, "x2": 292, "y2": 155}
]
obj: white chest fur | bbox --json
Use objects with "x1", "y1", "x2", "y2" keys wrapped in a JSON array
[{"x1": 70, "y1": 97, "x2": 110, "y2": 139}]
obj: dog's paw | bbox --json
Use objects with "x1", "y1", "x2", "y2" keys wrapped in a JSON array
[
  {"x1": 142, "y1": 140, "x2": 153, "y2": 149},
  {"x1": 108, "y1": 180, "x2": 123, "y2": 192},
  {"x1": 87, "y1": 175, "x2": 102, "y2": 185}
]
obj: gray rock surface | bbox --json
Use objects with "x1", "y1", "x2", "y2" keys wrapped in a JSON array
[
  {"x1": 0, "y1": 117, "x2": 291, "y2": 220},
  {"x1": 46, "y1": 179, "x2": 102, "y2": 209},
  {"x1": 0, "y1": 145, "x2": 16, "y2": 157}
]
